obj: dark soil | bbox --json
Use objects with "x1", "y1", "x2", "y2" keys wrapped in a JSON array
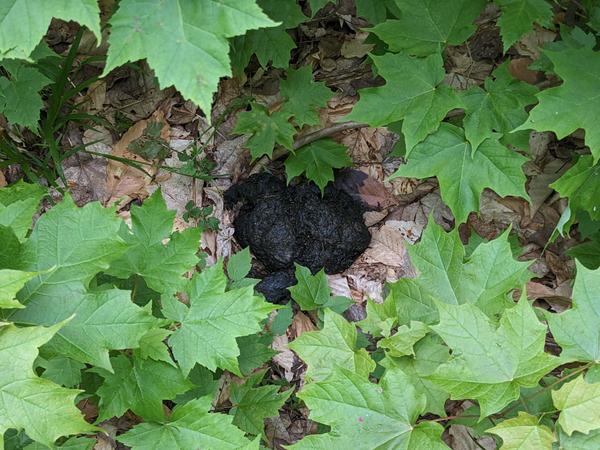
[{"x1": 225, "y1": 173, "x2": 371, "y2": 302}]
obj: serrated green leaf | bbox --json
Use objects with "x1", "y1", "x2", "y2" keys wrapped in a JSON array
[
  {"x1": 346, "y1": 52, "x2": 461, "y2": 151},
  {"x1": 104, "y1": 0, "x2": 277, "y2": 116},
  {"x1": 290, "y1": 367, "x2": 448, "y2": 449},
  {"x1": 358, "y1": 296, "x2": 397, "y2": 338},
  {"x1": 370, "y1": 0, "x2": 486, "y2": 56},
  {"x1": 356, "y1": 0, "x2": 389, "y2": 25},
  {"x1": 137, "y1": 328, "x2": 175, "y2": 366},
  {"x1": 381, "y1": 334, "x2": 450, "y2": 416},
  {"x1": 0, "y1": 269, "x2": 36, "y2": 309},
  {"x1": 0, "y1": 0, "x2": 101, "y2": 61},
  {"x1": 429, "y1": 298, "x2": 561, "y2": 418},
  {"x1": 553, "y1": 374, "x2": 600, "y2": 436},
  {"x1": 496, "y1": 0, "x2": 554, "y2": 52},
  {"x1": 227, "y1": 247, "x2": 252, "y2": 282},
  {"x1": 24, "y1": 436, "x2": 95, "y2": 450},
  {"x1": 13, "y1": 196, "x2": 126, "y2": 307},
  {"x1": 0, "y1": 182, "x2": 44, "y2": 241},
  {"x1": 94, "y1": 354, "x2": 192, "y2": 422},
  {"x1": 165, "y1": 261, "x2": 278, "y2": 376},
  {"x1": 289, "y1": 309, "x2": 375, "y2": 381},
  {"x1": 516, "y1": 48, "x2": 600, "y2": 162},
  {"x1": 0, "y1": 322, "x2": 97, "y2": 449},
  {"x1": 284, "y1": 139, "x2": 351, "y2": 193},
  {"x1": 391, "y1": 123, "x2": 529, "y2": 224},
  {"x1": 230, "y1": 0, "x2": 306, "y2": 73},
  {"x1": 106, "y1": 189, "x2": 200, "y2": 293},
  {"x1": 237, "y1": 333, "x2": 277, "y2": 375},
  {"x1": 234, "y1": 104, "x2": 295, "y2": 159},
  {"x1": 118, "y1": 396, "x2": 255, "y2": 450},
  {"x1": 551, "y1": 156, "x2": 600, "y2": 221},
  {"x1": 558, "y1": 426, "x2": 600, "y2": 450},
  {"x1": 40, "y1": 356, "x2": 85, "y2": 388},
  {"x1": 545, "y1": 262, "x2": 600, "y2": 363},
  {"x1": 378, "y1": 321, "x2": 428, "y2": 357},
  {"x1": 230, "y1": 373, "x2": 292, "y2": 435},
  {"x1": 390, "y1": 221, "x2": 531, "y2": 325},
  {"x1": 462, "y1": 62, "x2": 537, "y2": 152},
  {"x1": 0, "y1": 225, "x2": 22, "y2": 270},
  {"x1": 288, "y1": 264, "x2": 330, "y2": 310},
  {"x1": 280, "y1": 66, "x2": 333, "y2": 127},
  {"x1": 13, "y1": 289, "x2": 159, "y2": 371},
  {"x1": 0, "y1": 60, "x2": 51, "y2": 128},
  {"x1": 568, "y1": 233, "x2": 600, "y2": 269},
  {"x1": 487, "y1": 411, "x2": 555, "y2": 450}
]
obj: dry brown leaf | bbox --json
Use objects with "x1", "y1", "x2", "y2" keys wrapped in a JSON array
[
  {"x1": 508, "y1": 57, "x2": 540, "y2": 84},
  {"x1": 272, "y1": 334, "x2": 296, "y2": 382},
  {"x1": 290, "y1": 311, "x2": 317, "y2": 339},
  {"x1": 0, "y1": 170, "x2": 6, "y2": 187},
  {"x1": 357, "y1": 176, "x2": 398, "y2": 210},
  {"x1": 363, "y1": 224, "x2": 411, "y2": 268},
  {"x1": 327, "y1": 274, "x2": 352, "y2": 298},
  {"x1": 105, "y1": 110, "x2": 169, "y2": 206}
]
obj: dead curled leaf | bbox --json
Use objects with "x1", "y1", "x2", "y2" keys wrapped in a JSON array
[
  {"x1": 363, "y1": 224, "x2": 411, "y2": 268},
  {"x1": 105, "y1": 110, "x2": 170, "y2": 206}
]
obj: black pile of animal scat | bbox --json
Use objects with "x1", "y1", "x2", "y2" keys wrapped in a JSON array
[{"x1": 225, "y1": 173, "x2": 371, "y2": 303}]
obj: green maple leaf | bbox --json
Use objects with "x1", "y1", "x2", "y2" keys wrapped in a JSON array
[
  {"x1": 289, "y1": 367, "x2": 448, "y2": 449},
  {"x1": 462, "y1": 62, "x2": 538, "y2": 152},
  {"x1": 429, "y1": 297, "x2": 561, "y2": 418},
  {"x1": 226, "y1": 247, "x2": 252, "y2": 282},
  {"x1": 12, "y1": 196, "x2": 126, "y2": 308},
  {"x1": 0, "y1": 0, "x2": 100, "y2": 60},
  {"x1": 137, "y1": 328, "x2": 175, "y2": 366},
  {"x1": 356, "y1": 0, "x2": 390, "y2": 25},
  {"x1": 280, "y1": 66, "x2": 333, "y2": 127},
  {"x1": 230, "y1": 370, "x2": 292, "y2": 435},
  {"x1": 284, "y1": 139, "x2": 352, "y2": 193},
  {"x1": 39, "y1": 356, "x2": 85, "y2": 388},
  {"x1": 378, "y1": 321, "x2": 429, "y2": 357},
  {"x1": 0, "y1": 269, "x2": 36, "y2": 309},
  {"x1": 496, "y1": 0, "x2": 554, "y2": 52},
  {"x1": 517, "y1": 48, "x2": 600, "y2": 162},
  {"x1": 234, "y1": 103, "x2": 295, "y2": 159},
  {"x1": 13, "y1": 289, "x2": 159, "y2": 371},
  {"x1": 106, "y1": 189, "x2": 200, "y2": 294},
  {"x1": 0, "y1": 60, "x2": 50, "y2": 129},
  {"x1": 381, "y1": 334, "x2": 450, "y2": 416},
  {"x1": 230, "y1": 0, "x2": 307, "y2": 73},
  {"x1": 545, "y1": 262, "x2": 600, "y2": 363},
  {"x1": 551, "y1": 156, "x2": 600, "y2": 221},
  {"x1": 0, "y1": 322, "x2": 97, "y2": 449},
  {"x1": 346, "y1": 52, "x2": 461, "y2": 151},
  {"x1": 0, "y1": 180, "x2": 45, "y2": 241},
  {"x1": 118, "y1": 396, "x2": 256, "y2": 449},
  {"x1": 358, "y1": 296, "x2": 397, "y2": 338},
  {"x1": 370, "y1": 0, "x2": 486, "y2": 56},
  {"x1": 289, "y1": 309, "x2": 375, "y2": 382},
  {"x1": 104, "y1": 0, "x2": 277, "y2": 116},
  {"x1": 553, "y1": 374, "x2": 600, "y2": 436},
  {"x1": 288, "y1": 264, "x2": 329, "y2": 310},
  {"x1": 487, "y1": 412, "x2": 556, "y2": 450},
  {"x1": 237, "y1": 333, "x2": 277, "y2": 375},
  {"x1": 165, "y1": 261, "x2": 278, "y2": 376},
  {"x1": 93, "y1": 353, "x2": 192, "y2": 422},
  {"x1": 389, "y1": 220, "x2": 531, "y2": 325},
  {"x1": 391, "y1": 123, "x2": 529, "y2": 224},
  {"x1": 557, "y1": 426, "x2": 600, "y2": 449}
]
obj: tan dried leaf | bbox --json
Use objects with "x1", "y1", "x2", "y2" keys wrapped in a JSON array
[{"x1": 105, "y1": 110, "x2": 169, "y2": 206}]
